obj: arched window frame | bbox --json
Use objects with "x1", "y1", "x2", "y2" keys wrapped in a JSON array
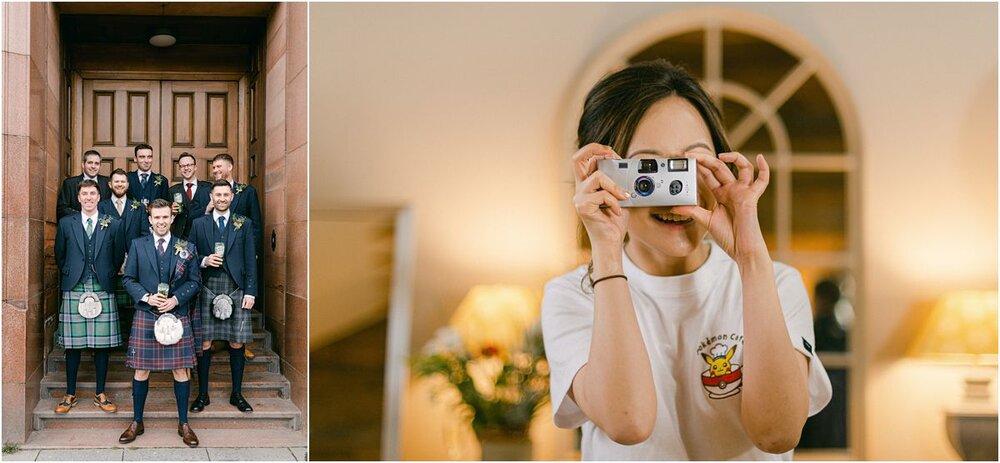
[{"x1": 562, "y1": 7, "x2": 864, "y2": 458}]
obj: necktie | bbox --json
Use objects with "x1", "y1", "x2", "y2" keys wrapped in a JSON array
[
  {"x1": 157, "y1": 238, "x2": 166, "y2": 256},
  {"x1": 186, "y1": 182, "x2": 193, "y2": 200},
  {"x1": 115, "y1": 198, "x2": 124, "y2": 216},
  {"x1": 141, "y1": 173, "x2": 149, "y2": 188},
  {"x1": 218, "y1": 216, "x2": 226, "y2": 232},
  {"x1": 86, "y1": 218, "x2": 94, "y2": 237}
]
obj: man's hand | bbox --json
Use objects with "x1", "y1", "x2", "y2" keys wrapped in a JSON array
[
  {"x1": 242, "y1": 295, "x2": 255, "y2": 310},
  {"x1": 204, "y1": 253, "x2": 224, "y2": 267},
  {"x1": 158, "y1": 296, "x2": 179, "y2": 313},
  {"x1": 147, "y1": 293, "x2": 167, "y2": 308}
]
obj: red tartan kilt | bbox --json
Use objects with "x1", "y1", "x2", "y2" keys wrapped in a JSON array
[{"x1": 126, "y1": 309, "x2": 195, "y2": 371}]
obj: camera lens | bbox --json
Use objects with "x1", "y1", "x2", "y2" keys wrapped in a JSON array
[
  {"x1": 635, "y1": 176, "x2": 655, "y2": 196},
  {"x1": 639, "y1": 159, "x2": 658, "y2": 174}
]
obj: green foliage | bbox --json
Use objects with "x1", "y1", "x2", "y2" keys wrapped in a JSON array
[{"x1": 2, "y1": 443, "x2": 20, "y2": 455}]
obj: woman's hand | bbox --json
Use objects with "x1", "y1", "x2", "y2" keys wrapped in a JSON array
[
  {"x1": 572, "y1": 143, "x2": 631, "y2": 249},
  {"x1": 673, "y1": 152, "x2": 770, "y2": 262}
]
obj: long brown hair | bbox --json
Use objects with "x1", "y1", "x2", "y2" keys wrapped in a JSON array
[{"x1": 577, "y1": 60, "x2": 732, "y2": 290}]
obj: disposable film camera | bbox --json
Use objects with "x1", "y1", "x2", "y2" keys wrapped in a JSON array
[{"x1": 598, "y1": 157, "x2": 698, "y2": 207}]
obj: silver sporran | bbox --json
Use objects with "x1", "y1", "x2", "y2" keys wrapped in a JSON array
[
  {"x1": 77, "y1": 291, "x2": 103, "y2": 319},
  {"x1": 154, "y1": 312, "x2": 183, "y2": 345},
  {"x1": 212, "y1": 294, "x2": 235, "y2": 320}
]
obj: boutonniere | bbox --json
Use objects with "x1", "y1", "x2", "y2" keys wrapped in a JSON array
[
  {"x1": 174, "y1": 240, "x2": 190, "y2": 260},
  {"x1": 98, "y1": 215, "x2": 112, "y2": 229},
  {"x1": 234, "y1": 183, "x2": 246, "y2": 195},
  {"x1": 233, "y1": 215, "x2": 246, "y2": 231},
  {"x1": 130, "y1": 199, "x2": 142, "y2": 211},
  {"x1": 153, "y1": 175, "x2": 164, "y2": 187}
]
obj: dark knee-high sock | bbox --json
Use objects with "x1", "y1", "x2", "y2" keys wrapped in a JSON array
[
  {"x1": 132, "y1": 379, "x2": 149, "y2": 423},
  {"x1": 93, "y1": 349, "x2": 110, "y2": 395},
  {"x1": 228, "y1": 345, "x2": 245, "y2": 395},
  {"x1": 174, "y1": 380, "x2": 191, "y2": 424},
  {"x1": 197, "y1": 348, "x2": 213, "y2": 396},
  {"x1": 65, "y1": 349, "x2": 82, "y2": 396}
]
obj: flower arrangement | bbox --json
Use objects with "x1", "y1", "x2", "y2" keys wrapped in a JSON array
[{"x1": 412, "y1": 322, "x2": 549, "y2": 441}]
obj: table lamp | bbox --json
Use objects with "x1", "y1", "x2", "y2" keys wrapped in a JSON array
[{"x1": 450, "y1": 285, "x2": 539, "y2": 357}]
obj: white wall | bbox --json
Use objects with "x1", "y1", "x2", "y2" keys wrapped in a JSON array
[{"x1": 310, "y1": 3, "x2": 997, "y2": 460}]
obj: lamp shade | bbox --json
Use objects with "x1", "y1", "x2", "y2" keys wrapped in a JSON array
[
  {"x1": 450, "y1": 285, "x2": 539, "y2": 357},
  {"x1": 909, "y1": 291, "x2": 998, "y2": 364}
]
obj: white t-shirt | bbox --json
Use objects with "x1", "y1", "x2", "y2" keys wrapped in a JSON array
[{"x1": 541, "y1": 242, "x2": 832, "y2": 460}]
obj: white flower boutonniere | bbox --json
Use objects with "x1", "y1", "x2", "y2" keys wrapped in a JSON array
[
  {"x1": 233, "y1": 215, "x2": 246, "y2": 231},
  {"x1": 98, "y1": 215, "x2": 112, "y2": 229},
  {"x1": 130, "y1": 199, "x2": 142, "y2": 211},
  {"x1": 174, "y1": 240, "x2": 190, "y2": 259},
  {"x1": 234, "y1": 183, "x2": 246, "y2": 195},
  {"x1": 153, "y1": 175, "x2": 164, "y2": 187}
]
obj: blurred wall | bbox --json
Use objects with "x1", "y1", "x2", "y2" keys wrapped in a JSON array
[{"x1": 310, "y1": 3, "x2": 997, "y2": 460}]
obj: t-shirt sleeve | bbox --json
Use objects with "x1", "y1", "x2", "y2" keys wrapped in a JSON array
[
  {"x1": 541, "y1": 274, "x2": 594, "y2": 429},
  {"x1": 775, "y1": 265, "x2": 834, "y2": 417}
]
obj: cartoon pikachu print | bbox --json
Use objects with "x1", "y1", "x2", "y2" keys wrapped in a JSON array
[{"x1": 700, "y1": 343, "x2": 743, "y2": 399}]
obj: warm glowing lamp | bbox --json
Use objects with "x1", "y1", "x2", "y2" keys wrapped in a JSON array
[
  {"x1": 449, "y1": 285, "x2": 539, "y2": 357},
  {"x1": 909, "y1": 291, "x2": 998, "y2": 461}
]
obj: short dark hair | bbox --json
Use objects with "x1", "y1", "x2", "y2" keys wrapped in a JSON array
[
  {"x1": 77, "y1": 179, "x2": 100, "y2": 194},
  {"x1": 211, "y1": 153, "x2": 234, "y2": 165},
  {"x1": 110, "y1": 168, "x2": 128, "y2": 180},
  {"x1": 147, "y1": 198, "x2": 173, "y2": 215},
  {"x1": 134, "y1": 144, "x2": 153, "y2": 157},
  {"x1": 82, "y1": 150, "x2": 102, "y2": 162},
  {"x1": 177, "y1": 152, "x2": 196, "y2": 165},
  {"x1": 211, "y1": 179, "x2": 233, "y2": 192}
]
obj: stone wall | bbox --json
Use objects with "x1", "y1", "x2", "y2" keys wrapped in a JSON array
[
  {"x1": 2, "y1": 2, "x2": 63, "y2": 444},
  {"x1": 262, "y1": 1, "x2": 309, "y2": 432}
]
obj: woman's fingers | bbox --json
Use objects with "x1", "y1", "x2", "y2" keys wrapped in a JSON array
[
  {"x1": 719, "y1": 152, "x2": 754, "y2": 186},
  {"x1": 572, "y1": 143, "x2": 619, "y2": 183},
  {"x1": 575, "y1": 190, "x2": 624, "y2": 217},
  {"x1": 577, "y1": 170, "x2": 629, "y2": 200},
  {"x1": 751, "y1": 154, "x2": 770, "y2": 194}
]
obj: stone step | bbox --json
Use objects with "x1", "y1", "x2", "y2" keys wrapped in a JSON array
[
  {"x1": 21, "y1": 428, "x2": 306, "y2": 450},
  {"x1": 33, "y1": 397, "x2": 301, "y2": 431},
  {"x1": 41, "y1": 370, "x2": 290, "y2": 400},
  {"x1": 47, "y1": 345, "x2": 280, "y2": 374}
]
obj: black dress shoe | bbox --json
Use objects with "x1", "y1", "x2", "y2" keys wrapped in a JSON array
[
  {"x1": 119, "y1": 421, "x2": 144, "y2": 444},
  {"x1": 190, "y1": 394, "x2": 210, "y2": 413},
  {"x1": 229, "y1": 393, "x2": 253, "y2": 412}
]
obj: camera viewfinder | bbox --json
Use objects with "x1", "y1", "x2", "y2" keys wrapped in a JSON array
[{"x1": 638, "y1": 159, "x2": 658, "y2": 174}]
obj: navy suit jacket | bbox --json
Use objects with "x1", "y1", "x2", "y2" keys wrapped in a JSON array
[
  {"x1": 98, "y1": 196, "x2": 150, "y2": 248},
  {"x1": 126, "y1": 171, "x2": 170, "y2": 205},
  {"x1": 57, "y1": 175, "x2": 112, "y2": 219},
  {"x1": 167, "y1": 180, "x2": 212, "y2": 238},
  {"x1": 55, "y1": 213, "x2": 126, "y2": 291},
  {"x1": 191, "y1": 213, "x2": 257, "y2": 297},
  {"x1": 231, "y1": 183, "x2": 262, "y2": 254},
  {"x1": 122, "y1": 235, "x2": 201, "y2": 314}
]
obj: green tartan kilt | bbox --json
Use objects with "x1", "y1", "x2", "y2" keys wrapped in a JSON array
[
  {"x1": 57, "y1": 276, "x2": 122, "y2": 349},
  {"x1": 114, "y1": 277, "x2": 135, "y2": 342}
]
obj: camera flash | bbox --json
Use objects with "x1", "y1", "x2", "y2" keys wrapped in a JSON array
[{"x1": 668, "y1": 158, "x2": 688, "y2": 171}]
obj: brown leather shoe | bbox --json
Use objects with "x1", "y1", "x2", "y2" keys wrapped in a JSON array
[
  {"x1": 178, "y1": 422, "x2": 199, "y2": 447},
  {"x1": 244, "y1": 346, "x2": 255, "y2": 360},
  {"x1": 94, "y1": 393, "x2": 117, "y2": 413},
  {"x1": 54, "y1": 394, "x2": 77, "y2": 414},
  {"x1": 119, "y1": 421, "x2": 144, "y2": 444}
]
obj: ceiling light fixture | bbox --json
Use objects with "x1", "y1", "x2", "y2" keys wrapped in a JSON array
[{"x1": 149, "y1": 4, "x2": 176, "y2": 47}]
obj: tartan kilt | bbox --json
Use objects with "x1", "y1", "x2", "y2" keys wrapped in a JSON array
[
  {"x1": 198, "y1": 271, "x2": 253, "y2": 343},
  {"x1": 125, "y1": 309, "x2": 196, "y2": 371},
  {"x1": 57, "y1": 276, "x2": 122, "y2": 349}
]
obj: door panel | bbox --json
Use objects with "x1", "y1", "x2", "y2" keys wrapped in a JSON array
[
  {"x1": 81, "y1": 80, "x2": 161, "y2": 175},
  {"x1": 161, "y1": 81, "x2": 240, "y2": 182}
]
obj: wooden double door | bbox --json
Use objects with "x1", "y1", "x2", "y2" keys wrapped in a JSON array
[{"x1": 77, "y1": 79, "x2": 241, "y2": 183}]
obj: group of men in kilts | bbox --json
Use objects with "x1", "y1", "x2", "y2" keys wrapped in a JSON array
[{"x1": 54, "y1": 145, "x2": 262, "y2": 447}]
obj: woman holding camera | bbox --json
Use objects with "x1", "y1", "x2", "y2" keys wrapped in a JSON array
[{"x1": 541, "y1": 60, "x2": 831, "y2": 460}]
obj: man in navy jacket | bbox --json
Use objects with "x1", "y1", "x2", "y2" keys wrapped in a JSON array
[
  {"x1": 57, "y1": 150, "x2": 112, "y2": 219},
  {"x1": 189, "y1": 179, "x2": 258, "y2": 413},
  {"x1": 126, "y1": 144, "x2": 169, "y2": 206},
  {"x1": 54, "y1": 179, "x2": 125, "y2": 415},
  {"x1": 168, "y1": 152, "x2": 212, "y2": 239}
]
